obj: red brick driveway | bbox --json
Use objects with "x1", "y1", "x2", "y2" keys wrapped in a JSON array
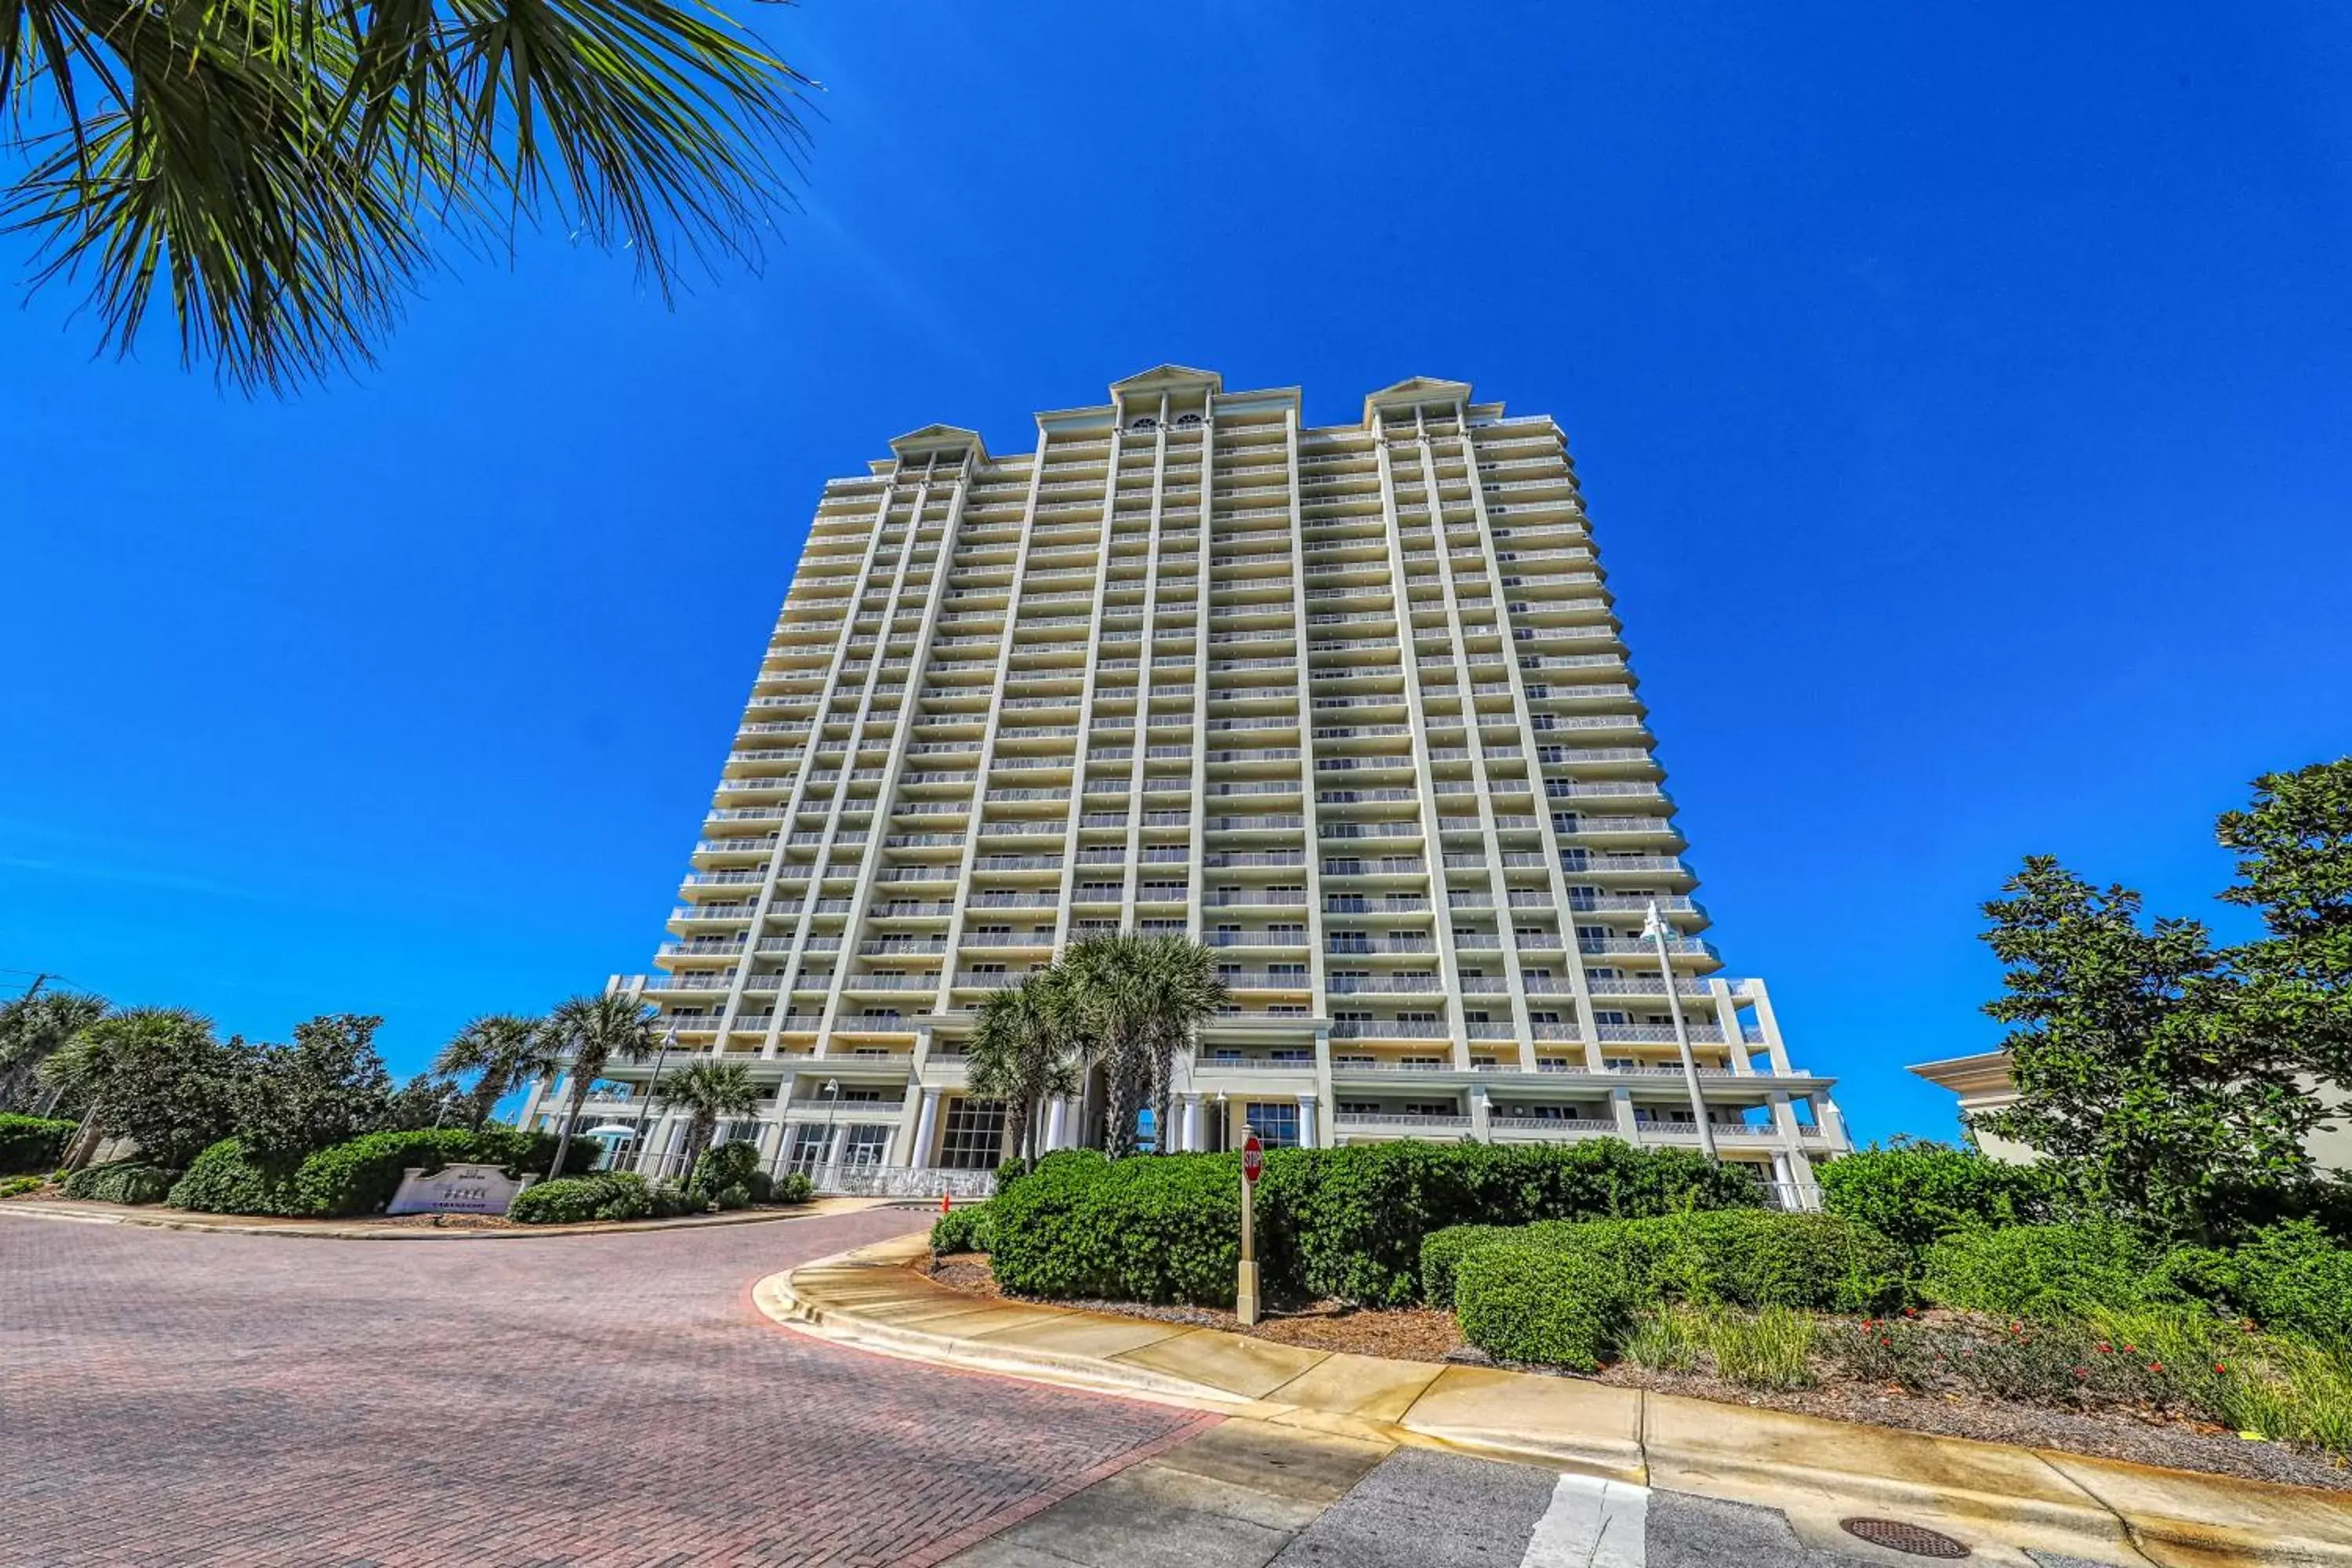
[{"x1": 0, "y1": 1207, "x2": 1209, "y2": 1567}]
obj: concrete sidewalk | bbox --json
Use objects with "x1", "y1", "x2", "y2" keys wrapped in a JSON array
[
  {"x1": 0, "y1": 1193, "x2": 887, "y2": 1239},
  {"x1": 757, "y1": 1235, "x2": 2352, "y2": 1568}
]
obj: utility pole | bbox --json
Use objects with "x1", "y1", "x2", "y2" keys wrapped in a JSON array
[{"x1": 1643, "y1": 901, "x2": 1718, "y2": 1162}]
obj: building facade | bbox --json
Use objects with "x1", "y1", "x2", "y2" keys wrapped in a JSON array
[{"x1": 522, "y1": 367, "x2": 1849, "y2": 1199}]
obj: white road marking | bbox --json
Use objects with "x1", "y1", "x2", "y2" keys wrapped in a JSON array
[{"x1": 1520, "y1": 1471, "x2": 1649, "y2": 1568}]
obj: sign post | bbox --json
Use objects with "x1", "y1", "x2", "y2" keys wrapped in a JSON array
[{"x1": 1238, "y1": 1130, "x2": 1263, "y2": 1327}]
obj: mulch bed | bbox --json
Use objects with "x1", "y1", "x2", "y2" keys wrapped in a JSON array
[{"x1": 925, "y1": 1252, "x2": 2352, "y2": 1493}]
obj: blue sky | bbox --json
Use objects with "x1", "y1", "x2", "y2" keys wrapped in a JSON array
[{"x1": 3, "y1": 2, "x2": 2348, "y2": 1143}]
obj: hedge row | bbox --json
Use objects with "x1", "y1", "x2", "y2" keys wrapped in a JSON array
[
  {"x1": 60, "y1": 1160, "x2": 180, "y2": 1206},
  {"x1": 0, "y1": 1114, "x2": 76, "y2": 1175},
  {"x1": 1922, "y1": 1221, "x2": 2352, "y2": 1350},
  {"x1": 1437, "y1": 1211, "x2": 1906, "y2": 1370},
  {"x1": 974, "y1": 1140, "x2": 1766, "y2": 1308},
  {"x1": 169, "y1": 1127, "x2": 591, "y2": 1218},
  {"x1": 510, "y1": 1171, "x2": 697, "y2": 1224},
  {"x1": 1815, "y1": 1145, "x2": 2067, "y2": 1254}
]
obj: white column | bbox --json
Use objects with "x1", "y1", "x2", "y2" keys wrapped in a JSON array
[
  {"x1": 1045, "y1": 1096, "x2": 1069, "y2": 1152},
  {"x1": 1181, "y1": 1094, "x2": 1203, "y2": 1154},
  {"x1": 1610, "y1": 1086, "x2": 1639, "y2": 1142},
  {"x1": 517, "y1": 1075, "x2": 550, "y2": 1132},
  {"x1": 1468, "y1": 1083, "x2": 1492, "y2": 1142},
  {"x1": 907, "y1": 1087, "x2": 943, "y2": 1168},
  {"x1": 1711, "y1": 979, "x2": 1752, "y2": 1075},
  {"x1": 1295, "y1": 1093, "x2": 1319, "y2": 1150}
]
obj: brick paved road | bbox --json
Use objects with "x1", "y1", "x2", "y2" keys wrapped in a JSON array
[{"x1": 0, "y1": 1209, "x2": 1211, "y2": 1568}]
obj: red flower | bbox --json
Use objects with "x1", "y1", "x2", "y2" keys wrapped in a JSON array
[
  {"x1": 2148, "y1": 1361, "x2": 2163, "y2": 1373},
  {"x1": 2213, "y1": 1363, "x2": 2227, "y2": 1374},
  {"x1": 1902, "y1": 1306, "x2": 1918, "y2": 1318},
  {"x1": 2096, "y1": 1343, "x2": 2112, "y2": 1353},
  {"x1": 1881, "y1": 1336, "x2": 1893, "y2": 1346},
  {"x1": 2073, "y1": 1366, "x2": 2089, "y2": 1379}
]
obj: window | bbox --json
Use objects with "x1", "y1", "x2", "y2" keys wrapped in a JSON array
[
  {"x1": 1244, "y1": 1102, "x2": 1301, "y2": 1149},
  {"x1": 840, "y1": 1124, "x2": 891, "y2": 1167},
  {"x1": 939, "y1": 1099, "x2": 1007, "y2": 1170}
]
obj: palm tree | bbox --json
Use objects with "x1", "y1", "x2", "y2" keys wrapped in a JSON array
[
  {"x1": 1058, "y1": 932, "x2": 1154, "y2": 1158},
  {"x1": 1125, "y1": 935, "x2": 1231, "y2": 1156},
  {"x1": 967, "y1": 974, "x2": 1081, "y2": 1171},
  {"x1": 432, "y1": 1014, "x2": 553, "y2": 1131},
  {"x1": 2, "y1": 0, "x2": 810, "y2": 391},
  {"x1": 538, "y1": 993, "x2": 656, "y2": 1179},
  {"x1": 0, "y1": 988, "x2": 110, "y2": 1114},
  {"x1": 662, "y1": 1060, "x2": 760, "y2": 1177}
]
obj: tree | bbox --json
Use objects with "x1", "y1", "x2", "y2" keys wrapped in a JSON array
[
  {"x1": 1124, "y1": 935, "x2": 1230, "y2": 1157},
  {"x1": 1, "y1": 0, "x2": 810, "y2": 390},
  {"x1": 0, "y1": 988, "x2": 109, "y2": 1113},
  {"x1": 1972, "y1": 855, "x2": 2329, "y2": 1240},
  {"x1": 967, "y1": 974, "x2": 1080, "y2": 1171},
  {"x1": 662, "y1": 1059, "x2": 759, "y2": 1174},
  {"x1": 537, "y1": 993, "x2": 655, "y2": 1178},
  {"x1": 236, "y1": 1013, "x2": 394, "y2": 1167},
  {"x1": 1057, "y1": 932, "x2": 1153, "y2": 1159},
  {"x1": 2216, "y1": 757, "x2": 2352, "y2": 1091},
  {"x1": 37, "y1": 1007, "x2": 249, "y2": 1169},
  {"x1": 434, "y1": 1014, "x2": 553, "y2": 1131},
  {"x1": 1052, "y1": 931, "x2": 1230, "y2": 1159},
  {"x1": 383, "y1": 1070, "x2": 466, "y2": 1131}
]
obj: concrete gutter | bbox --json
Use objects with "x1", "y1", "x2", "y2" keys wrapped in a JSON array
[
  {"x1": 758, "y1": 1236, "x2": 2352, "y2": 1568},
  {"x1": 0, "y1": 1195, "x2": 889, "y2": 1240}
]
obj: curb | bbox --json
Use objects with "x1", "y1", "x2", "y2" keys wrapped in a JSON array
[
  {"x1": 758, "y1": 1239, "x2": 2352, "y2": 1568},
  {"x1": 0, "y1": 1196, "x2": 885, "y2": 1241}
]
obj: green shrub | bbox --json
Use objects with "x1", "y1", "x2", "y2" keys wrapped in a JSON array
[
  {"x1": 1265, "y1": 1138, "x2": 1763, "y2": 1307},
  {"x1": 511, "y1": 1172, "x2": 647, "y2": 1224},
  {"x1": 771, "y1": 1171, "x2": 815, "y2": 1205},
  {"x1": 1420, "y1": 1225, "x2": 1516, "y2": 1308},
  {"x1": 2151, "y1": 1221, "x2": 2352, "y2": 1350},
  {"x1": 989, "y1": 1149, "x2": 1239, "y2": 1305},
  {"x1": 169, "y1": 1127, "x2": 583, "y2": 1218},
  {"x1": 0, "y1": 1113, "x2": 76, "y2": 1174},
  {"x1": 61, "y1": 1160, "x2": 180, "y2": 1206},
  {"x1": 690, "y1": 1140, "x2": 762, "y2": 1201},
  {"x1": 745, "y1": 1170, "x2": 774, "y2": 1204},
  {"x1": 293, "y1": 1126, "x2": 575, "y2": 1218},
  {"x1": 931, "y1": 1203, "x2": 992, "y2": 1255},
  {"x1": 1437, "y1": 1210, "x2": 1900, "y2": 1323},
  {"x1": 1645, "y1": 1209, "x2": 1904, "y2": 1312},
  {"x1": 1919, "y1": 1223, "x2": 2153, "y2": 1316},
  {"x1": 984, "y1": 1142, "x2": 1764, "y2": 1310},
  {"x1": 168, "y1": 1139, "x2": 302, "y2": 1214},
  {"x1": 713, "y1": 1182, "x2": 751, "y2": 1211},
  {"x1": 1454, "y1": 1238, "x2": 1633, "y2": 1371},
  {"x1": 1817, "y1": 1143, "x2": 2064, "y2": 1256},
  {"x1": 1, "y1": 1174, "x2": 43, "y2": 1198},
  {"x1": 510, "y1": 1172, "x2": 700, "y2": 1224}
]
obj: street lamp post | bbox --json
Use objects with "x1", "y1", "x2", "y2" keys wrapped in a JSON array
[
  {"x1": 820, "y1": 1078, "x2": 842, "y2": 1189},
  {"x1": 1644, "y1": 900, "x2": 1718, "y2": 1162},
  {"x1": 626, "y1": 1028, "x2": 678, "y2": 1175}
]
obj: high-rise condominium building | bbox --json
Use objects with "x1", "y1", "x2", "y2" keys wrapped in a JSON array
[{"x1": 524, "y1": 366, "x2": 1849, "y2": 1199}]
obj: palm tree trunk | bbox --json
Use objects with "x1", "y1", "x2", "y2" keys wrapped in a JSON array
[
  {"x1": 546, "y1": 1080, "x2": 587, "y2": 1180},
  {"x1": 61, "y1": 1103, "x2": 105, "y2": 1173}
]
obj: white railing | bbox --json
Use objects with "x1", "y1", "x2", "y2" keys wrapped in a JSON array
[{"x1": 817, "y1": 1164, "x2": 996, "y2": 1200}]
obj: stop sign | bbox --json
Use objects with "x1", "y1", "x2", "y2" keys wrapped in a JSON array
[{"x1": 1241, "y1": 1131, "x2": 1263, "y2": 1183}]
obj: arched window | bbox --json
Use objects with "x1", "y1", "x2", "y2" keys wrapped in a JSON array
[
  {"x1": 1129, "y1": 416, "x2": 1160, "y2": 433},
  {"x1": 1173, "y1": 412, "x2": 1203, "y2": 429}
]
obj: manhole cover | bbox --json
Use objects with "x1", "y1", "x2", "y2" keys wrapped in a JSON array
[{"x1": 1838, "y1": 1517, "x2": 1971, "y2": 1558}]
